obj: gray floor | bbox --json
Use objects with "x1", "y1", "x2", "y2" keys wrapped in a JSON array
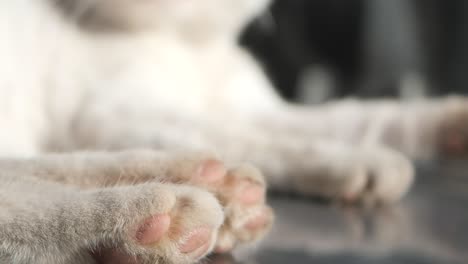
[{"x1": 207, "y1": 161, "x2": 468, "y2": 264}]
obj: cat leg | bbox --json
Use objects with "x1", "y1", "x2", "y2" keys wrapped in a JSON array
[
  {"x1": 265, "y1": 142, "x2": 415, "y2": 205},
  {"x1": 68, "y1": 105, "x2": 414, "y2": 205},
  {"x1": 0, "y1": 151, "x2": 273, "y2": 256},
  {"x1": 272, "y1": 96, "x2": 468, "y2": 160},
  {"x1": 0, "y1": 171, "x2": 226, "y2": 264}
]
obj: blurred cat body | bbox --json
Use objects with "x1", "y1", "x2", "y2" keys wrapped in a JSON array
[
  {"x1": 2, "y1": 0, "x2": 465, "y2": 202},
  {"x1": 0, "y1": 0, "x2": 282, "y2": 155}
]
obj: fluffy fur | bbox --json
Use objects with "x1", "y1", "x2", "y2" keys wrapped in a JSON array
[{"x1": 0, "y1": 0, "x2": 467, "y2": 263}]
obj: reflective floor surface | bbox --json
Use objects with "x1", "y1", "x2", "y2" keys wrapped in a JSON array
[{"x1": 206, "y1": 161, "x2": 468, "y2": 264}]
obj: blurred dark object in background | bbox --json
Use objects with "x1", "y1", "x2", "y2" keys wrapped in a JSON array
[{"x1": 241, "y1": 0, "x2": 468, "y2": 103}]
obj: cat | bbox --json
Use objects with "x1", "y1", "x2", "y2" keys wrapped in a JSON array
[{"x1": 0, "y1": 0, "x2": 467, "y2": 263}]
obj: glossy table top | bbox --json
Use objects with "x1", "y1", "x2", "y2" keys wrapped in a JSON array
[{"x1": 207, "y1": 161, "x2": 468, "y2": 264}]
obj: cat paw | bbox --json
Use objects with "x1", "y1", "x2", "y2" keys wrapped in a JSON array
[
  {"x1": 90, "y1": 183, "x2": 224, "y2": 264},
  {"x1": 436, "y1": 97, "x2": 468, "y2": 157},
  {"x1": 344, "y1": 147, "x2": 414, "y2": 205},
  {"x1": 211, "y1": 165, "x2": 274, "y2": 253},
  {"x1": 161, "y1": 156, "x2": 274, "y2": 253},
  {"x1": 295, "y1": 147, "x2": 414, "y2": 205}
]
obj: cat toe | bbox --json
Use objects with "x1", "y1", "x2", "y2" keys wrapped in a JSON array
[
  {"x1": 238, "y1": 184, "x2": 265, "y2": 205},
  {"x1": 178, "y1": 227, "x2": 213, "y2": 258},
  {"x1": 157, "y1": 185, "x2": 224, "y2": 261},
  {"x1": 135, "y1": 214, "x2": 171, "y2": 245},
  {"x1": 218, "y1": 165, "x2": 266, "y2": 205},
  {"x1": 238, "y1": 206, "x2": 274, "y2": 241},
  {"x1": 196, "y1": 159, "x2": 227, "y2": 183},
  {"x1": 341, "y1": 148, "x2": 415, "y2": 206},
  {"x1": 163, "y1": 153, "x2": 227, "y2": 185}
]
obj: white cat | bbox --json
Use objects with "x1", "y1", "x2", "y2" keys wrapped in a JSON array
[{"x1": 0, "y1": 0, "x2": 467, "y2": 263}]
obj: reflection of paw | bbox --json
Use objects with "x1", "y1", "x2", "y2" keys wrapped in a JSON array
[
  {"x1": 436, "y1": 97, "x2": 468, "y2": 157},
  {"x1": 162, "y1": 155, "x2": 274, "y2": 253},
  {"x1": 294, "y1": 147, "x2": 414, "y2": 205},
  {"x1": 91, "y1": 183, "x2": 224, "y2": 264}
]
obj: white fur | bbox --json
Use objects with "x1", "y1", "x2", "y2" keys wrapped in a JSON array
[
  {"x1": 0, "y1": 0, "x2": 281, "y2": 155},
  {"x1": 0, "y1": 1, "x2": 466, "y2": 261}
]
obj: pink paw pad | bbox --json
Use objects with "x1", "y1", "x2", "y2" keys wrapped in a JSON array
[
  {"x1": 197, "y1": 160, "x2": 226, "y2": 183},
  {"x1": 238, "y1": 184, "x2": 265, "y2": 205},
  {"x1": 245, "y1": 213, "x2": 269, "y2": 231},
  {"x1": 178, "y1": 227, "x2": 213, "y2": 258},
  {"x1": 136, "y1": 214, "x2": 171, "y2": 245}
]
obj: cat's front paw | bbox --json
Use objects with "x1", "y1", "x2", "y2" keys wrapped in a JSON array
[
  {"x1": 90, "y1": 183, "x2": 224, "y2": 264},
  {"x1": 92, "y1": 153, "x2": 274, "y2": 262},
  {"x1": 161, "y1": 156, "x2": 274, "y2": 253},
  {"x1": 347, "y1": 147, "x2": 415, "y2": 205}
]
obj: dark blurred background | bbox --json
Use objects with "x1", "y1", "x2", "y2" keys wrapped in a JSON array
[{"x1": 241, "y1": 0, "x2": 468, "y2": 103}]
